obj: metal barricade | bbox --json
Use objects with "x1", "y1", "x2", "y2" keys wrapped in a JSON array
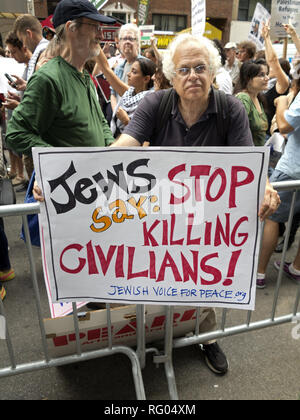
[
  {"x1": 153, "y1": 180, "x2": 300, "y2": 399},
  {"x1": 0, "y1": 203, "x2": 146, "y2": 400},
  {"x1": 0, "y1": 181, "x2": 300, "y2": 400}
]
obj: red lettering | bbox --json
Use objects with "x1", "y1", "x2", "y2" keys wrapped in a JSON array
[
  {"x1": 143, "y1": 220, "x2": 160, "y2": 246},
  {"x1": 86, "y1": 240, "x2": 98, "y2": 275},
  {"x1": 200, "y1": 253, "x2": 222, "y2": 285},
  {"x1": 168, "y1": 164, "x2": 191, "y2": 204},
  {"x1": 190, "y1": 165, "x2": 211, "y2": 202},
  {"x1": 60, "y1": 243, "x2": 86, "y2": 274},
  {"x1": 127, "y1": 247, "x2": 148, "y2": 279},
  {"x1": 231, "y1": 217, "x2": 249, "y2": 246},
  {"x1": 229, "y1": 166, "x2": 254, "y2": 208},
  {"x1": 214, "y1": 213, "x2": 230, "y2": 247},
  {"x1": 95, "y1": 245, "x2": 116, "y2": 275},
  {"x1": 206, "y1": 168, "x2": 227, "y2": 202},
  {"x1": 170, "y1": 214, "x2": 184, "y2": 245},
  {"x1": 157, "y1": 251, "x2": 183, "y2": 282},
  {"x1": 115, "y1": 245, "x2": 124, "y2": 277},
  {"x1": 181, "y1": 251, "x2": 199, "y2": 285}
]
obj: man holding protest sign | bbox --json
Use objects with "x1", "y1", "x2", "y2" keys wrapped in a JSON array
[
  {"x1": 33, "y1": 32, "x2": 280, "y2": 376},
  {"x1": 105, "y1": 33, "x2": 280, "y2": 374},
  {"x1": 6, "y1": 0, "x2": 116, "y2": 154}
]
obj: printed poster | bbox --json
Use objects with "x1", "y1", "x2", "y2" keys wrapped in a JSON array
[
  {"x1": 191, "y1": 0, "x2": 206, "y2": 37},
  {"x1": 270, "y1": 0, "x2": 300, "y2": 38},
  {"x1": 248, "y1": 2, "x2": 271, "y2": 51},
  {"x1": 33, "y1": 147, "x2": 269, "y2": 311}
]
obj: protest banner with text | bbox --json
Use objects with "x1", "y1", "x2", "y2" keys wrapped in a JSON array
[{"x1": 33, "y1": 147, "x2": 269, "y2": 311}]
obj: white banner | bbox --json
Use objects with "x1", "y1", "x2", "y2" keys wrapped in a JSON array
[
  {"x1": 270, "y1": 0, "x2": 300, "y2": 38},
  {"x1": 248, "y1": 2, "x2": 271, "y2": 51},
  {"x1": 33, "y1": 147, "x2": 269, "y2": 311},
  {"x1": 191, "y1": 0, "x2": 206, "y2": 37}
]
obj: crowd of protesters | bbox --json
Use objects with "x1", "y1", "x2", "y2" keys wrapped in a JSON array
[{"x1": 1, "y1": 0, "x2": 300, "y2": 376}]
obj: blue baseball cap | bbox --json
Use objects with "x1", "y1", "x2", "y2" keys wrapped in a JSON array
[{"x1": 53, "y1": 0, "x2": 116, "y2": 28}]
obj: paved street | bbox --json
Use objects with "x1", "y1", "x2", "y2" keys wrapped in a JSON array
[{"x1": 0, "y1": 188, "x2": 299, "y2": 400}]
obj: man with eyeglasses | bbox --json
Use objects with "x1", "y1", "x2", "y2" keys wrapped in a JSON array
[
  {"x1": 110, "y1": 33, "x2": 280, "y2": 375},
  {"x1": 110, "y1": 23, "x2": 143, "y2": 115},
  {"x1": 6, "y1": 0, "x2": 116, "y2": 156}
]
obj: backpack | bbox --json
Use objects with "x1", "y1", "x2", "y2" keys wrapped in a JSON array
[{"x1": 152, "y1": 87, "x2": 230, "y2": 144}]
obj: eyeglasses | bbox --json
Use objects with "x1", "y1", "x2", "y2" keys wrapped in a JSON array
[
  {"x1": 120, "y1": 37, "x2": 137, "y2": 42},
  {"x1": 79, "y1": 22, "x2": 102, "y2": 32},
  {"x1": 173, "y1": 64, "x2": 207, "y2": 78}
]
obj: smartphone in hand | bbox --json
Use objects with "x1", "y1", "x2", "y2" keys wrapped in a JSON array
[{"x1": 4, "y1": 73, "x2": 17, "y2": 89}]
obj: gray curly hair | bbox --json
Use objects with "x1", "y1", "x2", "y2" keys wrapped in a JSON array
[{"x1": 162, "y1": 33, "x2": 221, "y2": 83}]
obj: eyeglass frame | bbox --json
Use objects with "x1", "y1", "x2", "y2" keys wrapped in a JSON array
[
  {"x1": 173, "y1": 64, "x2": 208, "y2": 78},
  {"x1": 119, "y1": 36, "x2": 137, "y2": 42}
]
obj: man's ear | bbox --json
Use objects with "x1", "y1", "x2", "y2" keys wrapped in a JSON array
[
  {"x1": 25, "y1": 28, "x2": 33, "y2": 39},
  {"x1": 65, "y1": 21, "x2": 75, "y2": 32}
]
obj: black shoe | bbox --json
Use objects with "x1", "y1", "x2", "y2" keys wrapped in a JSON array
[{"x1": 202, "y1": 342, "x2": 229, "y2": 375}]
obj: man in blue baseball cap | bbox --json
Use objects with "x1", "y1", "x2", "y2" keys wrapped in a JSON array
[{"x1": 7, "y1": 0, "x2": 116, "y2": 155}]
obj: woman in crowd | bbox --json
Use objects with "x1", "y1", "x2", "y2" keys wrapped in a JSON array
[
  {"x1": 236, "y1": 59, "x2": 269, "y2": 146},
  {"x1": 95, "y1": 47, "x2": 156, "y2": 138}
]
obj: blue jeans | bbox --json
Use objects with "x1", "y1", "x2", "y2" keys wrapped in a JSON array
[{"x1": 0, "y1": 218, "x2": 10, "y2": 272}]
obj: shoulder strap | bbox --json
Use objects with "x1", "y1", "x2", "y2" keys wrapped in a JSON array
[
  {"x1": 152, "y1": 88, "x2": 174, "y2": 141},
  {"x1": 214, "y1": 88, "x2": 230, "y2": 143}
]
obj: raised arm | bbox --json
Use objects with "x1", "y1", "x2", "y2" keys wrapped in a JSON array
[
  {"x1": 261, "y1": 21, "x2": 289, "y2": 94},
  {"x1": 94, "y1": 46, "x2": 129, "y2": 97},
  {"x1": 283, "y1": 23, "x2": 300, "y2": 56}
]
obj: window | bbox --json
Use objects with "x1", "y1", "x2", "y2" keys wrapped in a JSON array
[
  {"x1": 111, "y1": 12, "x2": 127, "y2": 23},
  {"x1": 152, "y1": 14, "x2": 187, "y2": 32},
  {"x1": 238, "y1": 0, "x2": 272, "y2": 22}
]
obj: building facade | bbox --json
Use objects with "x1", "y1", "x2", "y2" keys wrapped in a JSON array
[{"x1": 0, "y1": 1, "x2": 271, "y2": 48}]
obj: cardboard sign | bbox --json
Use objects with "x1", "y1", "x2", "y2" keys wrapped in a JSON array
[
  {"x1": 270, "y1": 0, "x2": 300, "y2": 39},
  {"x1": 248, "y1": 2, "x2": 271, "y2": 51},
  {"x1": 191, "y1": 0, "x2": 206, "y2": 37},
  {"x1": 33, "y1": 147, "x2": 269, "y2": 311},
  {"x1": 44, "y1": 305, "x2": 203, "y2": 358}
]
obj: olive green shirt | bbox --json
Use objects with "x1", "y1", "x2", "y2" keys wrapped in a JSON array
[
  {"x1": 236, "y1": 92, "x2": 268, "y2": 146},
  {"x1": 6, "y1": 56, "x2": 114, "y2": 155}
]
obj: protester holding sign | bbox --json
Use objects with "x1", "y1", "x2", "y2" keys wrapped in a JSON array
[
  {"x1": 283, "y1": 23, "x2": 300, "y2": 55},
  {"x1": 103, "y1": 33, "x2": 280, "y2": 375}
]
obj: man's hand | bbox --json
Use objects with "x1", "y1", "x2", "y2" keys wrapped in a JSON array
[
  {"x1": 3, "y1": 91, "x2": 21, "y2": 110},
  {"x1": 10, "y1": 74, "x2": 27, "y2": 91},
  {"x1": 258, "y1": 179, "x2": 281, "y2": 221},
  {"x1": 283, "y1": 23, "x2": 297, "y2": 37},
  {"x1": 33, "y1": 181, "x2": 44, "y2": 202}
]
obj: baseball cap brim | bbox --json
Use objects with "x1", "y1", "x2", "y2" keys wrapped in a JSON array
[{"x1": 75, "y1": 12, "x2": 116, "y2": 24}]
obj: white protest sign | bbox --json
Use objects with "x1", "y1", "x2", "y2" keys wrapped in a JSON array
[
  {"x1": 33, "y1": 147, "x2": 269, "y2": 311},
  {"x1": 191, "y1": 0, "x2": 206, "y2": 37},
  {"x1": 248, "y1": 2, "x2": 271, "y2": 51},
  {"x1": 139, "y1": 25, "x2": 155, "y2": 47},
  {"x1": 270, "y1": 0, "x2": 300, "y2": 38}
]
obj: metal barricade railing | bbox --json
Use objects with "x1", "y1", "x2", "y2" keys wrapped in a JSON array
[
  {"x1": 0, "y1": 203, "x2": 146, "y2": 400},
  {"x1": 0, "y1": 180, "x2": 300, "y2": 400},
  {"x1": 154, "y1": 180, "x2": 300, "y2": 399}
]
